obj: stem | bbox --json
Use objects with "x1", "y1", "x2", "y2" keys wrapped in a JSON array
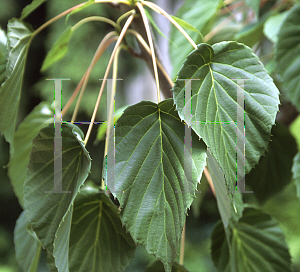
[
  {"x1": 31, "y1": 2, "x2": 87, "y2": 39},
  {"x1": 204, "y1": 166, "x2": 215, "y2": 196},
  {"x1": 70, "y1": 32, "x2": 118, "y2": 121},
  {"x1": 179, "y1": 223, "x2": 186, "y2": 265},
  {"x1": 84, "y1": 11, "x2": 136, "y2": 146},
  {"x1": 136, "y1": 2, "x2": 161, "y2": 103},
  {"x1": 71, "y1": 16, "x2": 118, "y2": 31},
  {"x1": 117, "y1": 9, "x2": 136, "y2": 26},
  {"x1": 126, "y1": 29, "x2": 174, "y2": 88},
  {"x1": 62, "y1": 32, "x2": 118, "y2": 118},
  {"x1": 102, "y1": 45, "x2": 123, "y2": 189},
  {"x1": 142, "y1": 1, "x2": 197, "y2": 49}
]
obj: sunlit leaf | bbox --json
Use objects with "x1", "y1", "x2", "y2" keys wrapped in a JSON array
[
  {"x1": 14, "y1": 211, "x2": 41, "y2": 272},
  {"x1": 112, "y1": 98, "x2": 207, "y2": 271},
  {"x1": 23, "y1": 123, "x2": 91, "y2": 256},
  {"x1": 263, "y1": 11, "x2": 289, "y2": 44},
  {"x1": 41, "y1": 26, "x2": 73, "y2": 72},
  {"x1": 211, "y1": 207, "x2": 292, "y2": 272},
  {"x1": 0, "y1": 19, "x2": 32, "y2": 144},
  {"x1": 276, "y1": 4, "x2": 300, "y2": 111},
  {"x1": 69, "y1": 183, "x2": 136, "y2": 272},
  {"x1": 8, "y1": 102, "x2": 53, "y2": 207},
  {"x1": 20, "y1": 0, "x2": 47, "y2": 20},
  {"x1": 172, "y1": 41, "x2": 279, "y2": 191}
]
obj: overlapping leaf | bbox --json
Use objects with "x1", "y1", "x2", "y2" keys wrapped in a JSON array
[
  {"x1": 172, "y1": 41, "x2": 279, "y2": 189},
  {"x1": 211, "y1": 207, "x2": 291, "y2": 272},
  {"x1": 246, "y1": 122, "x2": 297, "y2": 204},
  {"x1": 0, "y1": 28, "x2": 6, "y2": 85},
  {"x1": 276, "y1": 4, "x2": 300, "y2": 111},
  {"x1": 145, "y1": 260, "x2": 189, "y2": 272},
  {"x1": 0, "y1": 19, "x2": 32, "y2": 143},
  {"x1": 8, "y1": 102, "x2": 53, "y2": 207},
  {"x1": 23, "y1": 123, "x2": 91, "y2": 260},
  {"x1": 14, "y1": 211, "x2": 41, "y2": 272},
  {"x1": 112, "y1": 99, "x2": 207, "y2": 272},
  {"x1": 69, "y1": 183, "x2": 136, "y2": 272}
]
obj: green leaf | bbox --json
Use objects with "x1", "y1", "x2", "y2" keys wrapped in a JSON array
[
  {"x1": 292, "y1": 151, "x2": 300, "y2": 201},
  {"x1": 0, "y1": 19, "x2": 32, "y2": 144},
  {"x1": 211, "y1": 207, "x2": 292, "y2": 272},
  {"x1": 23, "y1": 123, "x2": 91, "y2": 255},
  {"x1": 95, "y1": 105, "x2": 127, "y2": 143},
  {"x1": 145, "y1": 260, "x2": 189, "y2": 272},
  {"x1": 20, "y1": 0, "x2": 47, "y2": 20},
  {"x1": 172, "y1": 41, "x2": 279, "y2": 190},
  {"x1": 263, "y1": 11, "x2": 289, "y2": 44},
  {"x1": 69, "y1": 183, "x2": 136, "y2": 272},
  {"x1": 276, "y1": 4, "x2": 300, "y2": 111},
  {"x1": 169, "y1": 0, "x2": 222, "y2": 78},
  {"x1": 246, "y1": 123, "x2": 297, "y2": 204},
  {"x1": 8, "y1": 102, "x2": 53, "y2": 207},
  {"x1": 170, "y1": 15, "x2": 202, "y2": 37},
  {"x1": 14, "y1": 211, "x2": 42, "y2": 272},
  {"x1": 207, "y1": 150, "x2": 243, "y2": 229},
  {"x1": 290, "y1": 114, "x2": 300, "y2": 149},
  {"x1": 41, "y1": 26, "x2": 73, "y2": 72},
  {"x1": 112, "y1": 99, "x2": 207, "y2": 272}
]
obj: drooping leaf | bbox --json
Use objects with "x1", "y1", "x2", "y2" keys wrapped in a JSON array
[
  {"x1": 169, "y1": 0, "x2": 222, "y2": 78},
  {"x1": 263, "y1": 11, "x2": 289, "y2": 44},
  {"x1": 41, "y1": 26, "x2": 73, "y2": 72},
  {"x1": 0, "y1": 19, "x2": 32, "y2": 144},
  {"x1": 276, "y1": 4, "x2": 300, "y2": 111},
  {"x1": 14, "y1": 211, "x2": 42, "y2": 272},
  {"x1": 172, "y1": 41, "x2": 279, "y2": 191},
  {"x1": 246, "y1": 122, "x2": 297, "y2": 204},
  {"x1": 20, "y1": 0, "x2": 47, "y2": 20},
  {"x1": 207, "y1": 150, "x2": 243, "y2": 229},
  {"x1": 112, "y1": 99, "x2": 207, "y2": 272},
  {"x1": 69, "y1": 183, "x2": 136, "y2": 272},
  {"x1": 23, "y1": 123, "x2": 91, "y2": 256},
  {"x1": 8, "y1": 102, "x2": 53, "y2": 207},
  {"x1": 145, "y1": 260, "x2": 189, "y2": 272},
  {"x1": 211, "y1": 207, "x2": 292, "y2": 272},
  {"x1": 292, "y1": 151, "x2": 300, "y2": 201}
]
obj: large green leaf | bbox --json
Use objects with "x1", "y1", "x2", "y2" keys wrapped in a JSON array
[
  {"x1": 14, "y1": 211, "x2": 41, "y2": 272},
  {"x1": 112, "y1": 99, "x2": 207, "y2": 272},
  {"x1": 0, "y1": 19, "x2": 32, "y2": 144},
  {"x1": 211, "y1": 207, "x2": 292, "y2": 272},
  {"x1": 246, "y1": 122, "x2": 297, "y2": 204},
  {"x1": 292, "y1": 151, "x2": 300, "y2": 201},
  {"x1": 69, "y1": 183, "x2": 136, "y2": 272},
  {"x1": 8, "y1": 102, "x2": 53, "y2": 207},
  {"x1": 276, "y1": 4, "x2": 300, "y2": 111},
  {"x1": 169, "y1": 0, "x2": 222, "y2": 78},
  {"x1": 172, "y1": 41, "x2": 279, "y2": 189},
  {"x1": 20, "y1": 0, "x2": 47, "y2": 20},
  {"x1": 23, "y1": 123, "x2": 91, "y2": 256}
]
